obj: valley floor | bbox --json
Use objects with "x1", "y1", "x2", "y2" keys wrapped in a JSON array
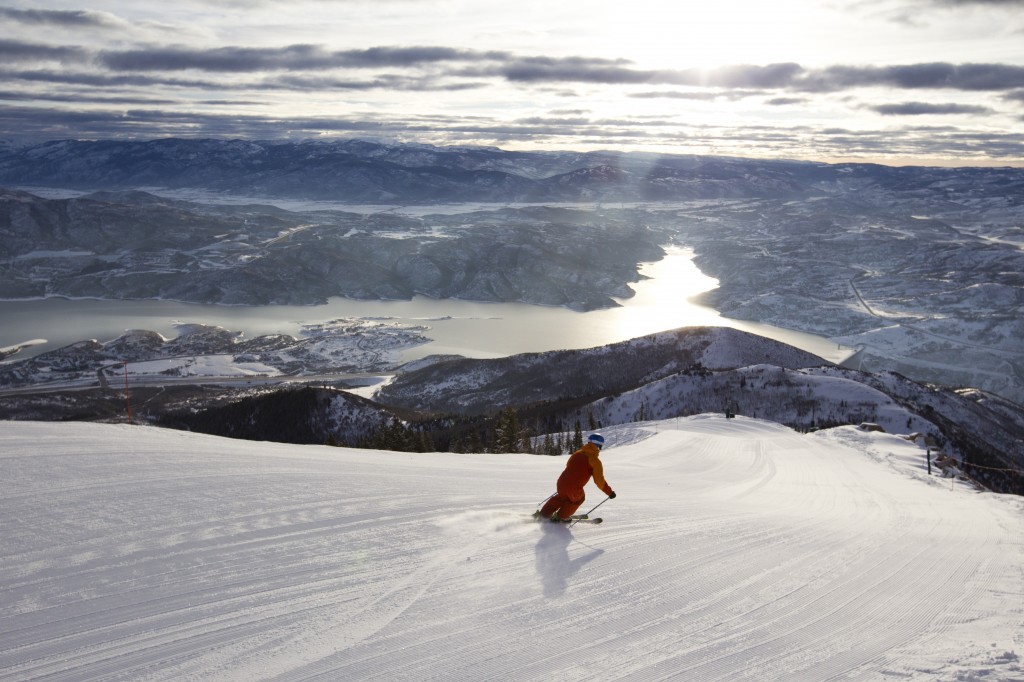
[{"x1": 1, "y1": 417, "x2": 1021, "y2": 681}]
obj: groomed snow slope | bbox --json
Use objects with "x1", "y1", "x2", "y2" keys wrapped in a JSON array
[{"x1": 1, "y1": 417, "x2": 1021, "y2": 681}]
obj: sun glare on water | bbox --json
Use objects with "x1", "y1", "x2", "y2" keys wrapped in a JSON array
[{"x1": 604, "y1": 247, "x2": 723, "y2": 340}]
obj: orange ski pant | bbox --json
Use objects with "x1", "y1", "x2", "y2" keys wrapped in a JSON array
[{"x1": 538, "y1": 487, "x2": 585, "y2": 518}]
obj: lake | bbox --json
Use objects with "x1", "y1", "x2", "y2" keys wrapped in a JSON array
[{"x1": 0, "y1": 248, "x2": 852, "y2": 365}]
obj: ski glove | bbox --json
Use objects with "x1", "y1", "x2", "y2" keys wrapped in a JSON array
[{"x1": 608, "y1": 491, "x2": 617, "y2": 499}]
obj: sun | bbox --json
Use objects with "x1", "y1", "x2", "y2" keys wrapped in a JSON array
[{"x1": 591, "y1": 0, "x2": 821, "y2": 72}]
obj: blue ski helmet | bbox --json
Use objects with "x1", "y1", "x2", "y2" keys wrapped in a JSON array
[{"x1": 588, "y1": 433, "x2": 605, "y2": 447}]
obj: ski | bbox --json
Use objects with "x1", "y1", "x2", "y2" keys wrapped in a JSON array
[{"x1": 529, "y1": 513, "x2": 603, "y2": 524}]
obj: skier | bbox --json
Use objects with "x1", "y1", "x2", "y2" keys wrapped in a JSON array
[{"x1": 535, "y1": 433, "x2": 616, "y2": 522}]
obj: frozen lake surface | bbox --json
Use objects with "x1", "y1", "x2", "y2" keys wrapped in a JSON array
[{"x1": 0, "y1": 249, "x2": 851, "y2": 365}]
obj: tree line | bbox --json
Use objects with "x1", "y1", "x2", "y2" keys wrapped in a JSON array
[{"x1": 354, "y1": 406, "x2": 589, "y2": 455}]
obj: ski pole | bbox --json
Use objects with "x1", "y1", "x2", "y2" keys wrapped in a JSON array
[
  {"x1": 536, "y1": 493, "x2": 555, "y2": 511},
  {"x1": 570, "y1": 495, "x2": 610, "y2": 527}
]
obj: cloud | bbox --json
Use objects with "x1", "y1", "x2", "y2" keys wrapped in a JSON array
[
  {"x1": 766, "y1": 97, "x2": 810, "y2": 106},
  {"x1": 2, "y1": 101, "x2": 1023, "y2": 162},
  {"x1": 630, "y1": 91, "x2": 722, "y2": 100},
  {"x1": 629, "y1": 90, "x2": 759, "y2": 102},
  {"x1": 497, "y1": 58, "x2": 1024, "y2": 94},
  {"x1": 0, "y1": 34, "x2": 1020, "y2": 164},
  {"x1": 494, "y1": 56, "x2": 654, "y2": 84},
  {"x1": 8, "y1": 36, "x2": 1024, "y2": 97},
  {"x1": 0, "y1": 63, "x2": 474, "y2": 94},
  {"x1": 866, "y1": 0, "x2": 1024, "y2": 26},
  {"x1": 93, "y1": 45, "x2": 794, "y2": 92},
  {"x1": 0, "y1": 39, "x2": 89, "y2": 63},
  {"x1": 266, "y1": 74, "x2": 486, "y2": 92},
  {"x1": 929, "y1": 0, "x2": 1024, "y2": 6},
  {"x1": 868, "y1": 101, "x2": 996, "y2": 115},
  {"x1": 0, "y1": 68, "x2": 228, "y2": 90},
  {"x1": 699, "y1": 64, "x2": 806, "y2": 89},
  {"x1": 99, "y1": 44, "x2": 511, "y2": 73},
  {"x1": 0, "y1": 90, "x2": 179, "y2": 106},
  {"x1": 180, "y1": 0, "x2": 423, "y2": 6},
  {"x1": 515, "y1": 115, "x2": 592, "y2": 126},
  {"x1": 495, "y1": 59, "x2": 803, "y2": 89},
  {"x1": 100, "y1": 44, "x2": 337, "y2": 72},
  {"x1": 335, "y1": 46, "x2": 510, "y2": 68},
  {"x1": 798, "y1": 63, "x2": 1024, "y2": 92},
  {"x1": 0, "y1": 8, "x2": 127, "y2": 29}
]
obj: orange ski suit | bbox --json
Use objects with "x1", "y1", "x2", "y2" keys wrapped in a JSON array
[{"x1": 539, "y1": 442, "x2": 614, "y2": 519}]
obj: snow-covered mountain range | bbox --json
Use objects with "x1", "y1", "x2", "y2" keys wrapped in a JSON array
[
  {"x1": 1, "y1": 138, "x2": 1021, "y2": 405},
  {"x1": 0, "y1": 138, "x2": 882, "y2": 201},
  {"x1": 3, "y1": 138, "x2": 1022, "y2": 204},
  {"x1": 2, "y1": 417, "x2": 1021, "y2": 681}
]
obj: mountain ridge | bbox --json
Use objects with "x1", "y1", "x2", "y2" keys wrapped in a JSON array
[
  {"x1": 374, "y1": 326, "x2": 827, "y2": 415},
  {"x1": 0, "y1": 189, "x2": 667, "y2": 309},
  {"x1": 5, "y1": 137, "x2": 1022, "y2": 202}
]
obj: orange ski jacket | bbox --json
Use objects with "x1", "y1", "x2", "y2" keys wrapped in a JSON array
[{"x1": 557, "y1": 442, "x2": 613, "y2": 497}]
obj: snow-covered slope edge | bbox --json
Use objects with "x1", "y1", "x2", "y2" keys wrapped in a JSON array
[
  {"x1": 373, "y1": 326, "x2": 1022, "y2": 493},
  {"x1": 575, "y1": 364, "x2": 1024, "y2": 492},
  {"x1": 1, "y1": 418, "x2": 1021, "y2": 681}
]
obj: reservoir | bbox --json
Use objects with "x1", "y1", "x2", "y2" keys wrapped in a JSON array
[{"x1": 0, "y1": 248, "x2": 852, "y2": 365}]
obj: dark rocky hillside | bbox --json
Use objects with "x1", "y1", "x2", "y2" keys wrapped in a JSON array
[
  {"x1": 374, "y1": 327, "x2": 831, "y2": 416},
  {"x1": 160, "y1": 386, "x2": 401, "y2": 446},
  {"x1": 0, "y1": 190, "x2": 668, "y2": 309}
]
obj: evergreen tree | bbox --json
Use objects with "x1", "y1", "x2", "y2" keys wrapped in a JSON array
[
  {"x1": 572, "y1": 419, "x2": 584, "y2": 451},
  {"x1": 495, "y1": 407, "x2": 520, "y2": 453},
  {"x1": 468, "y1": 427, "x2": 484, "y2": 454},
  {"x1": 542, "y1": 432, "x2": 556, "y2": 456},
  {"x1": 384, "y1": 417, "x2": 410, "y2": 451}
]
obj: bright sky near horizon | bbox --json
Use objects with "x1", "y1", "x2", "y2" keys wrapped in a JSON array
[{"x1": 1, "y1": 0, "x2": 1023, "y2": 166}]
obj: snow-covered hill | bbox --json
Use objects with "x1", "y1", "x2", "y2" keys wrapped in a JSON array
[
  {"x1": 376, "y1": 326, "x2": 827, "y2": 414},
  {"x1": 0, "y1": 190, "x2": 667, "y2": 310},
  {"x1": 2, "y1": 418, "x2": 1020, "y2": 681},
  {"x1": 370, "y1": 327, "x2": 1023, "y2": 493}
]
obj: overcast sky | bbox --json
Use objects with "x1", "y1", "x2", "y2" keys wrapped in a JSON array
[{"x1": 2, "y1": 0, "x2": 1023, "y2": 166}]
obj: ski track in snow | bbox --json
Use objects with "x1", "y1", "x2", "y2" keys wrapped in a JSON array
[{"x1": 0, "y1": 417, "x2": 1021, "y2": 681}]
